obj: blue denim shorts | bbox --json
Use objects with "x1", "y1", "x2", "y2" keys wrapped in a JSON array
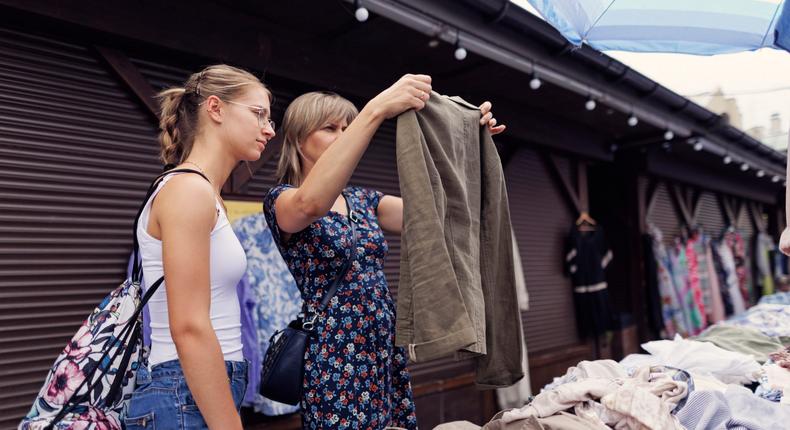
[{"x1": 123, "y1": 359, "x2": 248, "y2": 430}]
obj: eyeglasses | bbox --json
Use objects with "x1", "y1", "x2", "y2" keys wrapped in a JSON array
[{"x1": 224, "y1": 100, "x2": 276, "y2": 131}]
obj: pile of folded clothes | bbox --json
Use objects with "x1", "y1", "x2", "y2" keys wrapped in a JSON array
[{"x1": 435, "y1": 292, "x2": 790, "y2": 430}]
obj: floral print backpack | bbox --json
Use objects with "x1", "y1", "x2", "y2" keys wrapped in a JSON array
[{"x1": 19, "y1": 169, "x2": 207, "y2": 430}]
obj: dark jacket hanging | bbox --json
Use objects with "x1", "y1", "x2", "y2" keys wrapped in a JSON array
[{"x1": 564, "y1": 225, "x2": 613, "y2": 338}]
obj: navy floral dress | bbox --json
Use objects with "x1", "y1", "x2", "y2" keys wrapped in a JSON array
[{"x1": 263, "y1": 185, "x2": 418, "y2": 430}]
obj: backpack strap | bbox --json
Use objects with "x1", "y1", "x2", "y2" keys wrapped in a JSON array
[{"x1": 130, "y1": 168, "x2": 210, "y2": 284}]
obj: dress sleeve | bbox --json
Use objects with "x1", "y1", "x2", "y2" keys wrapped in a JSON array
[
  {"x1": 369, "y1": 188, "x2": 385, "y2": 210},
  {"x1": 347, "y1": 186, "x2": 384, "y2": 215},
  {"x1": 352, "y1": 186, "x2": 384, "y2": 211},
  {"x1": 262, "y1": 183, "x2": 295, "y2": 252}
]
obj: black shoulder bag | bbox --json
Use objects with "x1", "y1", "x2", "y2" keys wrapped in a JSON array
[{"x1": 260, "y1": 193, "x2": 358, "y2": 406}]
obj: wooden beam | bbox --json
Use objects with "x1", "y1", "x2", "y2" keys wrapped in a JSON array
[
  {"x1": 542, "y1": 152, "x2": 580, "y2": 214},
  {"x1": 691, "y1": 189, "x2": 703, "y2": 220},
  {"x1": 231, "y1": 135, "x2": 284, "y2": 193},
  {"x1": 411, "y1": 372, "x2": 476, "y2": 397},
  {"x1": 759, "y1": 203, "x2": 767, "y2": 232},
  {"x1": 734, "y1": 199, "x2": 744, "y2": 226},
  {"x1": 95, "y1": 44, "x2": 277, "y2": 193},
  {"x1": 496, "y1": 140, "x2": 520, "y2": 170},
  {"x1": 750, "y1": 202, "x2": 767, "y2": 233},
  {"x1": 637, "y1": 176, "x2": 649, "y2": 234},
  {"x1": 680, "y1": 186, "x2": 691, "y2": 217},
  {"x1": 645, "y1": 178, "x2": 659, "y2": 216},
  {"x1": 668, "y1": 183, "x2": 693, "y2": 228},
  {"x1": 529, "y1": 343, "x2": 591, "y2": 367},
  {"x1": 94, "y1": 46, "x2": 275, "y2": 193},
  {"x1": 95, "y1": 46, "x2": 159, "y2": 119},
  {"x1": 577, "y1": 161, "x2": 589, "y2": 213},
  {"x1": 718, "y1": 194, "x2": 736, "y2": 227},
  {"x1": 647, "y1": 152, "x2": 777, "y2": 204},
  {"x1": 222, "y1": 176, "x2": 233, "y2": 194}
]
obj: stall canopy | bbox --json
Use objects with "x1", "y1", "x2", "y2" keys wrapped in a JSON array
[{"x1": 525, "y1": 0, "x2": 790, "y2": 55}]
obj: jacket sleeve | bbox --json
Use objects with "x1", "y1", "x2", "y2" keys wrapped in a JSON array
[
  {"x1": 564, "y1": 232, "x2": 578, "y2": 277},
  {"x1": 599, "y1": 228, "x2": 613, "y2": 269}
]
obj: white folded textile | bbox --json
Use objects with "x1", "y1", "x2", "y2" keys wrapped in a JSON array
[{"x1": 620, "y1": 334, "x2": 761, "y2": 385}]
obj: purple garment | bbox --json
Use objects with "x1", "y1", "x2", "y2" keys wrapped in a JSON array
[{"x1": 238, "y1": 276, "x2": 261, "y2": 405}]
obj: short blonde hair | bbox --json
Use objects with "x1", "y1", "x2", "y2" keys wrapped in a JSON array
[
  {"x1": 157, "y1": 64, "x2": 272, "y2": 165},
  {"x1": 276, "y1": 91, "x2": 358, "y2": 185}
]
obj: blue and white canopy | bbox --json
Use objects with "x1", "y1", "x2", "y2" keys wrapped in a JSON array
[{"x1": 526, "y1": 0, "x2": 790, "y2": 55}]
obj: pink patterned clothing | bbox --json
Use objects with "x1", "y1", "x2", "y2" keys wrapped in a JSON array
[{"x1": 685, "y1": 241, "x2": 707, "y2": 334}]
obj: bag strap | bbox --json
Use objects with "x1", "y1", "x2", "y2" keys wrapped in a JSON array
[
  {"x1": 304, "y1": 192, "x2": 358, "y2": 328},
  {"x1": 130, "y1": 168, "x2": 210, "y2": 285}
]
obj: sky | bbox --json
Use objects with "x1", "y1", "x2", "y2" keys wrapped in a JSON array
[{"x1": 510, "y1": 0, "x2": 790, "y2": 149}]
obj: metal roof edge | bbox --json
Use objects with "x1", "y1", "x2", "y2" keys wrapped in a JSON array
[{"x1": 359, "y1": 0, "x2": 786, "y2": 176}]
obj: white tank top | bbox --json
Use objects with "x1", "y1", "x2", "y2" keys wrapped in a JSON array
[{"x1": 136, "y1": 172, "x2": 246, "y2": 366}]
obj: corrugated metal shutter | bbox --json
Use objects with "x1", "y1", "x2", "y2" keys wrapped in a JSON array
[
  {"x1": 0, "y1": 28, "x2": 161, "y2": 429},
  {"x1": 505, "y1": 148, "x2": 578, "y2": 352},
  {"x1": 696, "y1": 192, "x2": 726, "y2": 236},
  {"x1": 738, "y1": 204, "x2": 756, "y2": 242},
  {"x1": 647, "y1": 183, "x2": 681, "y2": 246},
  {"x1": 128, "y1": 57, "x2": 190, "y2": 92}
]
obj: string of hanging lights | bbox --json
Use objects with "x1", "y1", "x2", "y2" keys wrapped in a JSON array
[{"x1": 347, "y1": 0, "x2": 786, "y2": 186}]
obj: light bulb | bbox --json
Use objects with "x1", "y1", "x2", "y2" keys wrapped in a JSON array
[
  {"x1": 627, "y1": 115, "x2": 638, "y2": 127},
  {"x1": 454, "y1": 46, "x2": 467, "y2": 60},
  {"x1": 585, "y1": 99, "x2": 596, "y2": 111},
  {"x1": 529, "y1": 77, "x2": 542, "y2": 90},
  {"x1": 355, "y1": 7, "x2": 369, "y2": 22},
  {"x1": 664, "y1": 130, "x2": 674, "y2": 141}
]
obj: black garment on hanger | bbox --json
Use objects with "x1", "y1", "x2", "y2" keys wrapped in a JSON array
[{"x1": 564, "y1": 225, "x2": 613, "y2": 338}]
